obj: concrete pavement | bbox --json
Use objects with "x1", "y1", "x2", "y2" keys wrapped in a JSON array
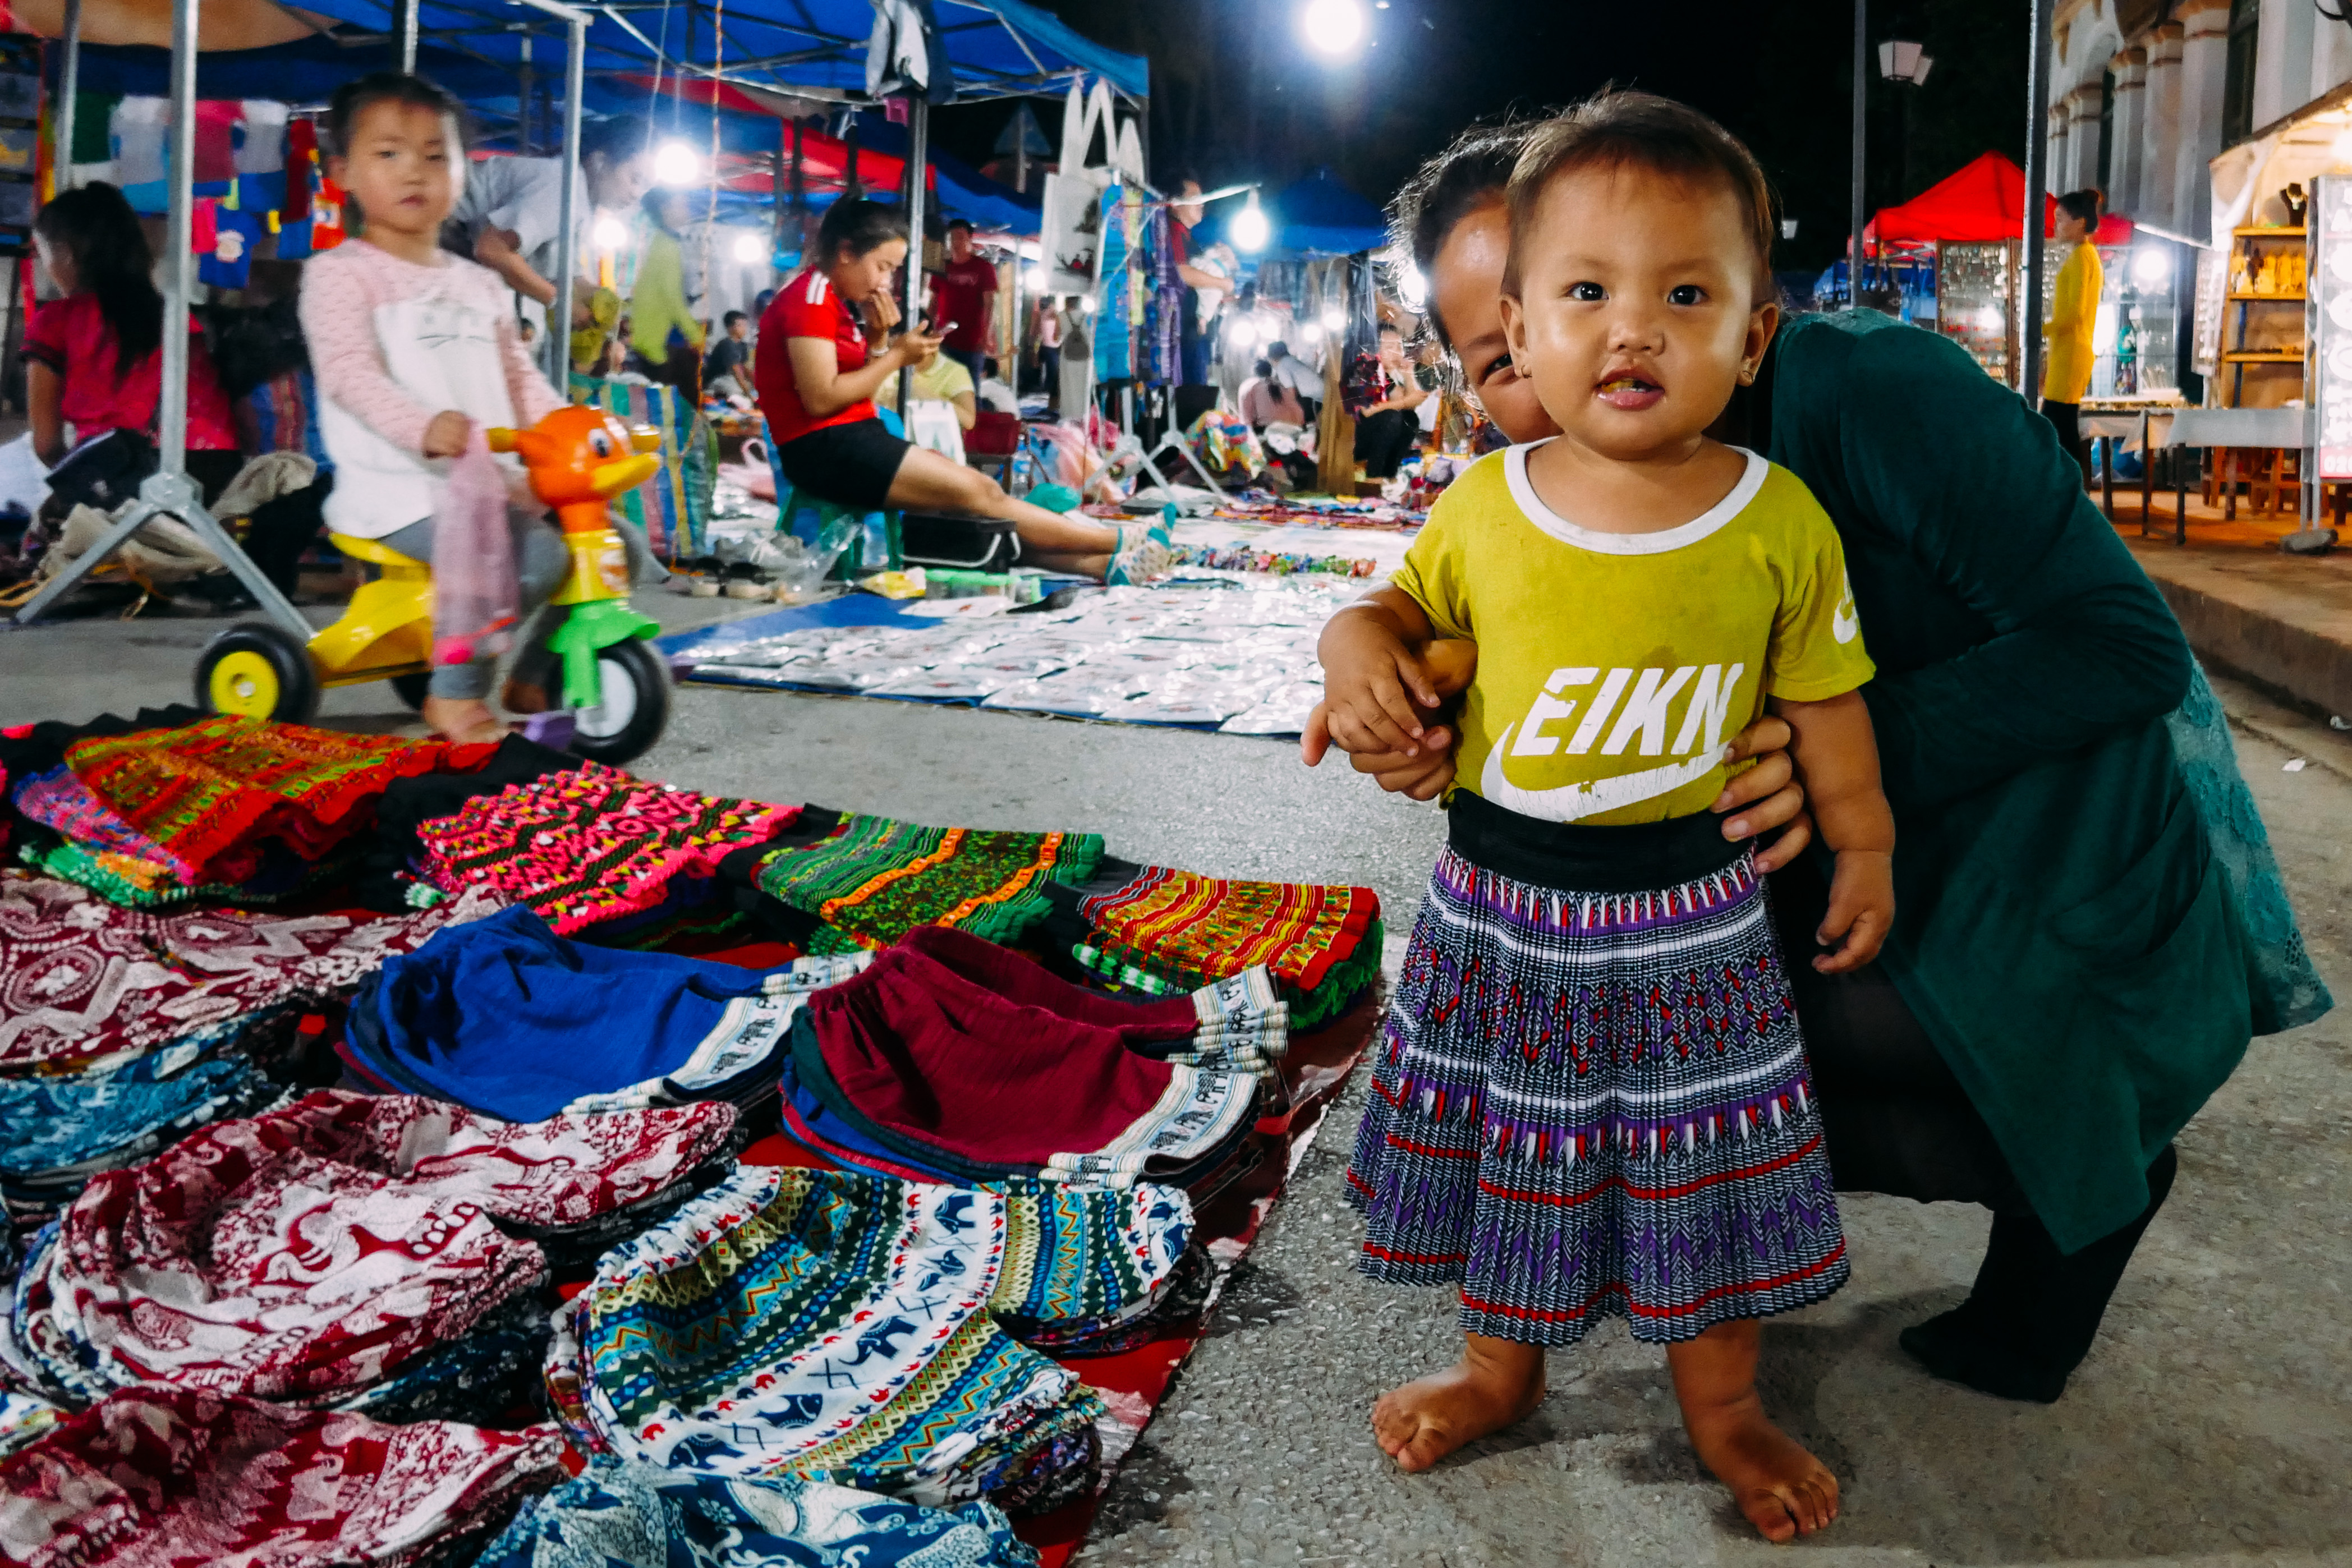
[{"x1": 2, "y1": 591, "x2": 2346, "y2": 1568}]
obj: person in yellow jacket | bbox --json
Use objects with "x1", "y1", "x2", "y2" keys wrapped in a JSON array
[
  {"x1": 627, "y1": 187, "x2": 705, "y2": 389},
  {"x1": 2040, "y1": 189, "x2": 2104, "y2": 489}
]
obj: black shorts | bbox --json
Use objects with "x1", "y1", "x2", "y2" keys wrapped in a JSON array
[{"x1": 773, "y1": 417, "x2": 914, "y2": 511}]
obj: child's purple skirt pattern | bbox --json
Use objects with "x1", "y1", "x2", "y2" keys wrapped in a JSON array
[{"x1": 1346, "y1": 845, "x2": 1848, "y2": 1345}]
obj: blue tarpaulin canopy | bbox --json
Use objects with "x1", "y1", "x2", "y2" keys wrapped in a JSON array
[{"x1": 1256, "y1": 168, "x2": 1389, "y2": 258}]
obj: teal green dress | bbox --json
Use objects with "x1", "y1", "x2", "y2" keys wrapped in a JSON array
[{"x1": 1763, "y1": 311, "x2": 2327, "y2": 1252}]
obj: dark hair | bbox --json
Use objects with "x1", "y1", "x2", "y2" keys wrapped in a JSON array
[
  {"x1": 816, "y1": 198, "x2": 908, "y2": 265},
  {"x1": 1504, "y1": 90, "x2": 1775, "y2": 301},
  {"x1": 324, "y1": 71, "x2": 465, "y2": 159},
  {"x1": 581, "y1": 114, "x2": 653, "y2": 166},
  {"x1": 1391, "y1": 119, "x2": 1535, "y2": 346},
  {"x1": 945, "y1": 218, "x2": 973, "y2": 234},
  {"x1": 641, "y1": 186, "x2": 688, "y2": 233},
  {"x1": 983, "y1": 356, "x2": 999, "y2": 378},
  {"x1": 1252, "y1": 357, "x2": 1273, "y2": 378},
  {"x1": 2055, "y1": 188, "x2": 2102, "y2": 227},
  {"x1": 34, "y1": 183, "x2": 161, "y2": 374},
  {"x1": 723, "y1": 310, "x2": 747, "y2": 328},
  {"x1": 1267, "y1": 339, "x2": 1290, "y2": 358},
  {"x1": 1378, "y1": 321, "x2": 1403, "y2": 338}
]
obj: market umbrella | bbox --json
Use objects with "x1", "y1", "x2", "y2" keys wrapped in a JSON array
[{"x1": 1863, "y1": 151, "x2": 2135, "y2": 248}]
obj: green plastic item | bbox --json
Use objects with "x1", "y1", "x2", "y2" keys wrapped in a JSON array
[
  {"x1": 1028, "y1": 482, "x2": 1081, "y2": 513},
  {"x1": 549, "y1": 599, "x2": 663, "y2": 707}
]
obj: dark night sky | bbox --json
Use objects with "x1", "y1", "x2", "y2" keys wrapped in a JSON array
[{"x1": 925, "y1": 0, "x2": 2037, "y2": 273}]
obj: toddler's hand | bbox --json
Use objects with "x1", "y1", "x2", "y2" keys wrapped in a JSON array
[
  {"x1": 1812, "y1": 850, "x2": 1893, "y2": 973},
  {"x1": 422, "y1": 411, "x2": 471, "y2": 459}
]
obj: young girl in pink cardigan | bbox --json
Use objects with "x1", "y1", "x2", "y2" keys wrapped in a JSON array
[{"x1": 301, "y1": 72, "x2": 653, "y2": 744}]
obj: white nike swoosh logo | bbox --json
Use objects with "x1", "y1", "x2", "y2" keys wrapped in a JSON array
[{"x1": 1479, "y1": 723, "x2": 1724, "y2": 824}]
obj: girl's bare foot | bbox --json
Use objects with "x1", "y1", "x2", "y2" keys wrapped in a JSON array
[
  {"x1": 1666, "y1": 1320, "x2": 1839, "y2": 1543},
  {"x1": 501, "y1": 678, "x2": 550, "y2": 715},
  {"x1": 1370, "y1": 1332, "x2": 1545, "y2": 1473},
  {"x1": 420, "y1": 695, "x2": 506, "y2": 745}
]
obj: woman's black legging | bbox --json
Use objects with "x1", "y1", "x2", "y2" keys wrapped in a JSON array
[
  {"x1": 2041, "y1": 398, "x2": 2089, "y2": 489},
  {"x1": 1354, "y1": 408, "x2": 1419, "y2": 480}
]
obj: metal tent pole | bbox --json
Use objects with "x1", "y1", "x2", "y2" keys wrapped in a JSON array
[
  {"x1": 396, "y1": 0, "x2": 419, "y2": 72},
  {"x1": 2021, "y1": 0, "x2": 2055, "y2": 402},
  {"x1": 899, "y1": 95, "x2": 926, "y2": 416},
  {"x1": 549, "y1": 13, "x2": 585, "y2": 385},
  {"x1": 1849, "y1": 0, "x2": 1866, "y2": 308},
  {"x1": 54, "y1": 0, "x2": 80, "y2": 194},
  {"x1": 15, "y1": 0, "x2": 307, "y2": 635}
]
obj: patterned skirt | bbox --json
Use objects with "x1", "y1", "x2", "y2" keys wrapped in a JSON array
[{"x1": 1347, "y1": 844, "x2": 1848, "y2": 1345}]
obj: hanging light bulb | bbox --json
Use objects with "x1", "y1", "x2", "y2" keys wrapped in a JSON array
[
  {"x1": 732, "y1": 232, "x2": 766, "y2": 264},
  {"x1": 1228, "y1": 315, "x2": 1259, "y2": 348},
  {"x1": 1299, "y1": 321, "x2": 1323, "y2": 344},
  {"x1": 1321, "y1": 306, "x2": 1345, "y2": 333},
  {"x1": 1301, "y1": 0, "x2": 1365, "y2": 54},
  {"x1": 653, "y1": 139, "x2": 701, "y2": 187},
  {"x1": 1230, "y1": 190, "x2": 1270, "y2": 253},
  {"x1": 1398, "y1": 261, "x2": 1427, "y2": 309},
  {"x1": 592, "y1": 214, "x2": 628, "y2": 251}
]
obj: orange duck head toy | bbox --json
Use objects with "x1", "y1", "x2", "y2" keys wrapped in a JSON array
[{"x1": 487, "y1": 407, "x2": 663, "y2": 533}]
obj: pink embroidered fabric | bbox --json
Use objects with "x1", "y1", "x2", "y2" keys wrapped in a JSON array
[
  {"x1": 35, "y1": 1091, "x2": 737, "y2": 1405},
  {"x1": 0, "y1": 1386, "x2": 562, "y2": 1568},
  {"x1": 0, "y1": 870, "x2": 509, "y2": 1077},
  {"x1": 416, "y1": 766, "x2": 799, "y2": 936}
]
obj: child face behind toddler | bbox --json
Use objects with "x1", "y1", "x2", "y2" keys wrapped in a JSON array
[{"x1": 1500, "y1": 160, "x2": 1775, "y2": 467}]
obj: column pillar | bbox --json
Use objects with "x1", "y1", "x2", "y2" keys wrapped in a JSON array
[
  {"x1": 2142, "y1": 22, "x2": 2184, "y2": 232},
  {"x1": 2108, "y1": 47, "x2": 2147, "y2": 216},
  {"x1": 2174, "y1": 0, "x2": 2231, "y2": 242},
  {"x1": 2064, "y1": 83, "x2": 2103, "y2": 194},
  {"x1": 2312, "y1": 14, "x2": 2352, "y2": 105},
  {"x1": 2047, "y1": 100, "x2": 2072, "y2": 212},
  {"x1": 2251, "y1": 0, "x2": 2314, "y2": 131}
]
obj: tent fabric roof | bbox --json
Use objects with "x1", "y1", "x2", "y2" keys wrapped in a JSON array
[
  {"x1": 1203, "y1": 168, "x2": 1386, "y2": 258},
  {"x1": 1864, "y1": 151, "x2": 2135, "y2": 247}
]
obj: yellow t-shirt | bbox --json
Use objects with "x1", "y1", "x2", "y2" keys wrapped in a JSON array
[
  {"x1": 877, "y1": 353, "x2": 976, "y2": 411},
  {"x1": 1393, "y1": 443, "x2": 1875, "y2": 827}
]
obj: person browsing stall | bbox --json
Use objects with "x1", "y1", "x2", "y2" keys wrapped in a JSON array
[
  {"x1": 2040, "y1": 189, "x2": 2103, "y2": 489},
  {"x1": 1316, "y1": 93, "x2": 1885, "y2": 1543},
  {"x1": 301, "y1": 72, "x2": 658, "y2": 747},
  {"x1": 705, "y1": 310, "x2": 753, "y2": 397},
  {"x1": 929, "y1": 218, "x2": 997, "y2": 385},
  {"x1": 756, "y1": 200, "x2": 1166, "y2": 583},
  {"x1": 454, "y1": 114, "x2": 654, "y2": 334}
]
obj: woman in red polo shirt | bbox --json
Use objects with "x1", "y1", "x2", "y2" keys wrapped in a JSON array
[{"x1": 756, "y1": 200, "x2": 1164, "y2": 583}]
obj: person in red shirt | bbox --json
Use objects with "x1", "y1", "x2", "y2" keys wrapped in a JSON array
[
  {"x1": 26, "y1": 183, "x2": 242, "y2": 502},
  {"x1": 757, "y1": 199, "x2": 1164, "y2": 583},
  {"x1": 927, "y1": 219, "x2": 996, "y2": 386}
]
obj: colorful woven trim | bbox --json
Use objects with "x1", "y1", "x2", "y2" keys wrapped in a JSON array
[
  {"x1": 418, "y1": 765, "x2": 798, "y2": 936},
  {"x1": 756, "y1": 814, "x2": 1105, "y2": 952},
  {"x1": 1075, "y1": 866, "x2": 1380, "y2": 995},
  {"x1": 64, "y1": 716, "x2": 493, "y2": 885}
]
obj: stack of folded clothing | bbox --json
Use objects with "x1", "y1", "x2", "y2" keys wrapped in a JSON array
[
  {"x1": 0, "y1": 709, "x2": 497, "y2": 907},
  {"x1": 415, "y1": 764, "x2": 799, "y2": 942},
  {"x1": 354, "y1": 733, "x2": 578, "y2": 909},
  {"x1": 340, "y1": 902, "x2": 868, "y2": 1121},
  {"x1": 1045, "y1": 858, "x2": 1384, "y2": 1031},
  {"x1": 476, "y1": 1455, "x2": 1042, "y2": 1568},
  {"x1": 0, "y1": 867, "x2": 506, "y2": 1078},
  {"x1": 780, "y1": 926, "x2": 1279, "y2": 1189},
  {"x1": 0, "y1": 1091, "x2": 737, "y2": 1423},
  {"x1": 0, "y1": 1051, "x2": 285, "y2": 1229},
  {"x1": 548, "y1": 1164, "x2": 1128, "y2": 1510},
  {"x1": 0, "y1": 1386, "x2": 563, "y2": 1568},
  {"x1": 742, "y1": 808, "x2": 1104, "y2": 953},
  {"x1": 987, "y1": 1177, "x2": 1213, "y2": 1356}
]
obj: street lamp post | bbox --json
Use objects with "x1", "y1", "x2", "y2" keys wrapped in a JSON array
[
  {"x1": 1878, "y1": 39, "x2": 1934, "y2": 257},
  {"x1": 1850, "y1": 0, "x2": 1866, "y2": 310},
  {"x1": 2022, "y1": 0, "x2": 2055, "y2": 401}
]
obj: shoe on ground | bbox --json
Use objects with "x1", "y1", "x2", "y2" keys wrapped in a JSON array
[{"x1": 1898, "y1": 1306, "x2": 2070, "y2": 1404}]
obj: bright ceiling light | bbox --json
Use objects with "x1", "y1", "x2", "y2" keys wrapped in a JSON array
[
  {"x1": 1301, "y1": 0, "x2": 1364, "y2": 55},
  {"x1": 1299, "y1": 321, "x2": 1322, "y2": 343},
  {"x1": 1230, "y1": 191, "x2": 1270, "y2": 253},
  {"x1": 1320, "y1": 306, "x2": 1345, "y2": 333},
  {"x1": 2131, "y1": 246, "x2": 2170, "y2": 288},
  {"x1": 1025, "y1": 264, "x2": 1048, "y2": 289},
  {"x1": 653, "y1": 139, "x2": 702, "y2": 187},
  {"x1": 1228, "y1": 315, "x2": 1258, "y2": 348},
  {"x1": 592, "y1": 214, "x2": 628, "y2": 250},
  {"x1": 732, "y1": 232, "x2": 765, "y2": 264}
]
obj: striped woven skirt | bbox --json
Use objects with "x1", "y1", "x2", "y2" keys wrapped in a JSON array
[{"x1": 1347, "y1": 839, "x2": 1848, "y2": 1345}]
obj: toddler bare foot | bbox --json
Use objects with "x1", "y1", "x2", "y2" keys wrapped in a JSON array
[
  {"x1": 1681, "y1": 1395, "x2": 1839, "y2": 1543},
  {"x1": 1371, "y1": 1334, "x2": 1545, "y2": 1473},
  {"x1": 421, "y1": 695, "x2": 507, "y2": 746},
  {"x1": 501, "y1": 678, "x2": 550, "y2": 716}
]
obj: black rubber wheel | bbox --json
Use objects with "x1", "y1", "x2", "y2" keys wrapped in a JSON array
[
  {"x1": 195, "y1": 622, "x2": 320, "y2": 724},
  {"x1": 565, "y1": 638, "x2": 671, "y2": 764},
  {"x1": 390, "y1": 672, "x2": 433, "y2": 711}
]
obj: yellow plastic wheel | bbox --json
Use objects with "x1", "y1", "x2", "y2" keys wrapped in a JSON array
[
  {"x1": 208, "y1": 650, "x2": 282, "y2": 716},
  {"x1": 195, "y1": 622, "x2": 320, "y2": 723}
]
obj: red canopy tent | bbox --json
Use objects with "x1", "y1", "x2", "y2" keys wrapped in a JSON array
[{"x1": 1862, "y1": 151, "x2": 2133, "y2": 250}]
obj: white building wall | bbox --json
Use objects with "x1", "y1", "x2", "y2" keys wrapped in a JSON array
[
  {"x1": 2109, "y1": 47, "x2": 2147, "y2": 214},
  {"x1": 2174, "y1": 0, "x2": 2232, "y2": 241},
  {"x1": 2307, "y1": 17, "x2": 2352, "y2": 105},
  {"x1": 2140, "y1": 22, "x2": 2185, "y2": 229},
  {"x1": 2250, "y1": 0, "x2": 2316, "y2": 131}
]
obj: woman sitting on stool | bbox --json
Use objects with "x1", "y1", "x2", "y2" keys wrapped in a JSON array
[{"x1": 755, "y1": 201, "x2": 1167, "y2": 584}]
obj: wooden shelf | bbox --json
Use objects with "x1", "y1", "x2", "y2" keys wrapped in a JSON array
[
  {"x1": 2227, "y1": 292, "x2": 2305, "y2": 302},
  {"x1": 2234, "y1": 226, "x2": 2307, "y2": 237},
  {"x1": 2222, "y1": 350, "x2": 2306, "y2": 362}
]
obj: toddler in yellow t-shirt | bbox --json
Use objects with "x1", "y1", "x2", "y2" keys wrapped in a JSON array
[{"x1": 1312, "y1": 91, "x2": 1893, "y2": 1545}]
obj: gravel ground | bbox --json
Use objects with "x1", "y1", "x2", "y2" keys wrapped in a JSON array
[{"x1": 5, "y1": 590, "x2": 2348, "y2": 1568}]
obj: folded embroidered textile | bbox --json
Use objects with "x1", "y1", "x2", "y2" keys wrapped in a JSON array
[
  {"x1": 746, "y1": 808, "x2": 1104, "y2": 953},
  {"x1": 0, "y1": 707, "x2": 497, "y2": 893},
  {"x1": 337, "y1": 1287, "x2": 554, "y2": 1428},
  {"x1": 1045, "y1": 858, "x2": 1383, "y2": 1031},
  {"x1": 353, "y1": 734, "x2": 578, "y2": 911},
  {"x1": 1, "y1": 869, "x2": 507, "y2": 1078},
  {"x1": 15, "y1": 833, "x2": 353, "y2": 908},
  {"x1": 0, "y1": 1049, "x2": 287, "y2": 1229},
  {"x1": 341, "y1": 903, "x2": 869, "y2": 1122},
  {"x1": 472, "y1": 1456, "x2": 1042, "y2": 1568},
  {"x1": 4, "y1": 1091, "x2": 737, "y2": 1410},
  {"x1": 0, "y1": 1386, "x2": 563, "y2": 1568},
  {"x1": 794, "y1": 927, "x2": 1276, "y2": 1187},
  {"x1": 416, "y1": 765, "x2": 799, "y2": 939},
  {"x1": 549, "y1": 1165, "x2": 1109, "y2": 1506}
]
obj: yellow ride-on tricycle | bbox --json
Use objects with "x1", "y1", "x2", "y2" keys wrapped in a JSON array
[{"x1": 196, "y1": 408, "x2": 675, "y2": 764}]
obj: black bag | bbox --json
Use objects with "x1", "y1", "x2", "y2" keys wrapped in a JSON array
[{"x1": 44, "y1": 428, "x2": 159, "y2": 514}]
